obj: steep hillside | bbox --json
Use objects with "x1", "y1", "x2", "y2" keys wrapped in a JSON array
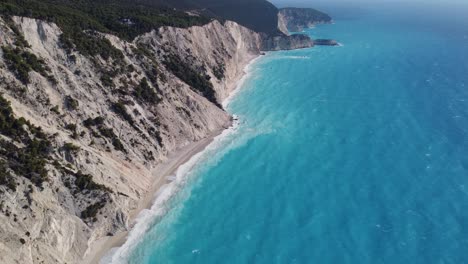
[{"x1": 0, "y1": 15, "x2": 263, "y2": 263}]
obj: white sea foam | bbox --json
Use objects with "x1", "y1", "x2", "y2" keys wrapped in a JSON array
[
  {"x1": 222, "y1": 56, "x2": 262, "y2": 109},
  {"x1": 101, "y1": 56, "x2": 263, "y2": 264},
  {"x1": 102, "y1": 119, "x2": 242, "y2": 264}
]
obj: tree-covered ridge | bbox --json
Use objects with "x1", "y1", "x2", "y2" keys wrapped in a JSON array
[
  {"x1": 0, "y1": 0, "x2": 212, "y2": 59},
  {"x1": 100, "y1": 0, "x2": 283, "y2": 34},
  {"x1": 279, "y1": 7, "x2": 332, "y2": 32},
  {"x1": 186, "y1": 0, "x2": 282, "y2": 35},
  {"x1": 0, "y1": 0, "x2": 212, "y2": 41}
]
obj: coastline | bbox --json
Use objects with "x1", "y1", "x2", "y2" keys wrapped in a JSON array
[{"x1": 84, "y1": 54, "x2": 261, "y2": 264}]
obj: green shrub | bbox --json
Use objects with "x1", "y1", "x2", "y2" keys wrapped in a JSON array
[
  {"x1": 64, "y1": 95, "x2": 79, "y2": 110},
  {"x1": 83, "y1": 117, "x2": 126, "y2": 152},
  {"x1": 80, "y1": 200, "x2": 106, "y2": 220},
  {"x1": 50, "y1": 105, "x2": 60, "y2": 114},
  {"x1": 111, "y1": 138, "x2": 125, "y2": 152},
  {"x1": 213, "y1": 64, "x2": 226, "y2": 80},
  {"x1": 1, "y1": 46, "x2": 52, "y2": 84},
  {"x1": 133, "y1": 78, "x2": 160, "y2": 104},
  {"x1": 63, "y1": 142, "x2": 80, "y2": 153},
  {"x1": 0, "y1": 138, "x2": 51, "y2": 188},
  {"x1": 0, "y1": 161, "x2": 16, "y2": 192},
  {"x1": 74, "y1": 170, "x2": 109, "y2": 192},
  {"x1": 65, "y1": 124, "x2": 78, "y2": 139},
  {"x1": 96, "y1": 127, "x2": 114, "y2": 139},
  {"x1": 111, "y1": 101, "x2": 134, "y2": 126},
  {"x1": 64, "y1": 123, "x2": 77, "y2": 132},
  {"x1": 83, "y1": 116, "x2": 105, "y2": 127},
  {"x1": 100, "y1": 72, "x2": 114, "y2": 87}
]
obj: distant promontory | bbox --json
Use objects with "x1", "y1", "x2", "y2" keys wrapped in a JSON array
[{"x1": 278, "y1": 7, "x2": 333, "y2": 32}]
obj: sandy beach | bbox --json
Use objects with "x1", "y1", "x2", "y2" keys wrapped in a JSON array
[{"x1": 84, "y1": 127, "x2": 228, "y2": 264}]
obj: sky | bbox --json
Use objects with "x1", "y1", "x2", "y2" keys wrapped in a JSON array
[
  {"x1": 271, "y1": 0, "x2": 468, "y2": 23},
  {"x1": 271, "y1": 0, "x2": 468, "y2": 11},
  {"x1": 271, "y1": 0, "x2": 468, "y2": 6}
]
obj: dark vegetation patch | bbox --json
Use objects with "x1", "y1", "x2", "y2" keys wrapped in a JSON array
[
  {"x1": 100, "y1": 72, "x2": 114, "y2": 88},
  {"x1": 97, "y1": 127, "x2": 126, "y2": 153},
  {"x1": 0, "y1": 161, "x2": 16, "y2": 191},
  {"x1": 83, "y1": 116, "x2": 105, "y2": 128},
  {"x1": 64, "y1": 123, "x2": 78, "y2": 139},
  {"x1": 83, "y1": 116, "x2": 126, "y2": 152},
  {"x1": 50, "y1": 105, "x2": 60, "y2": 114},
  {"x1": 0, "y1": 95, "x2": 52, "y2": 190},
  {"x1": 81, "y1": 200, "x2": 106, "y2": 221},
  {"x1": 1, "y1": 46, "x2": 55, "y2": 84},
  {"x1": 54, "y1": 164, "x2": 111, "y2": 221},
  {"x1": 54, "y1": 162, "x2": 112, "y2": 195},
  {"x1": 213, "y1": 63, "x2": 225, "y2": 80},
  {"x1": 111, "y1": 101, "x2": 135, "y2": 126},
  {"x1": 62, "y1": 142, "x2": 80, "y2": 154},
  {"x1": 74, "y1": 170, "x2": 110, "y2": 193},
  {"x1": 64, "y1": 95, "x2": 79, "y2": 111},
  {"x1": 133, "y1": 78, "x2": 160, "y2": 105},
  {"x1": 162, "y1": 54, "x2": 220, "y2": 108}
]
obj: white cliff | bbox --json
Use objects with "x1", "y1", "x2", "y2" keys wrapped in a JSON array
[{"x1": 0, "y1": 16, "x2": 263, "y2": 264}]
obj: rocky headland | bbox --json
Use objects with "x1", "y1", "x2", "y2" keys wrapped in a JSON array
[{"x1": 278, "y1": 7, "x2": 333, "y2": 32}]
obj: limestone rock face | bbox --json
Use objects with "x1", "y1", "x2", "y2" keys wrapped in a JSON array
[
  {"x1": 0, "y1": 16, "x2": 262, "y2": 264},
  {"x1": 261, "y1": 33, "x2": 314, "y2": 51},
  {"x1": 277, "y1": 12, "x2": 290, "y2": 36},
  {"x1": 143, "y1": 20, "x2": 263, "y2": 102}
]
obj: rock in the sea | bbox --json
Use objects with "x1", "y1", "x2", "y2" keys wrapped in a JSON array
[
  {"x1": 314, "y1": 39, "x2": 339, "y2": 46},
  {"x1": 261, "y1": 33, "x2": 314, "y2": 51}
]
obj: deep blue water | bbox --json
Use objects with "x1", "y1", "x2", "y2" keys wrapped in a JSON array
[{"x1": 124, "y1": 3, "x2": 468, "y2": 264}]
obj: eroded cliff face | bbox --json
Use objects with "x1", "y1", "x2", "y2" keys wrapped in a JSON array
[
  {"x1": 0, "y1": 17, "x2": 262, "y2": 264},
  {"x1": 277, "y1": 13, "x2": 290, "y2": 36},
  {"x1": 261, "y1": 33, "x2": 314, "y2": 51}
]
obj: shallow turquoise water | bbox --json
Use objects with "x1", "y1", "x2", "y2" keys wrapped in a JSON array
[{"x1": 127, "y1": 4, "x2": 468, "y2": 264}]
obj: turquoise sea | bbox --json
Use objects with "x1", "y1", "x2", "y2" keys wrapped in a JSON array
[{"x1": 119, "y1": 2, "x2": 468, "y2": 264}]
